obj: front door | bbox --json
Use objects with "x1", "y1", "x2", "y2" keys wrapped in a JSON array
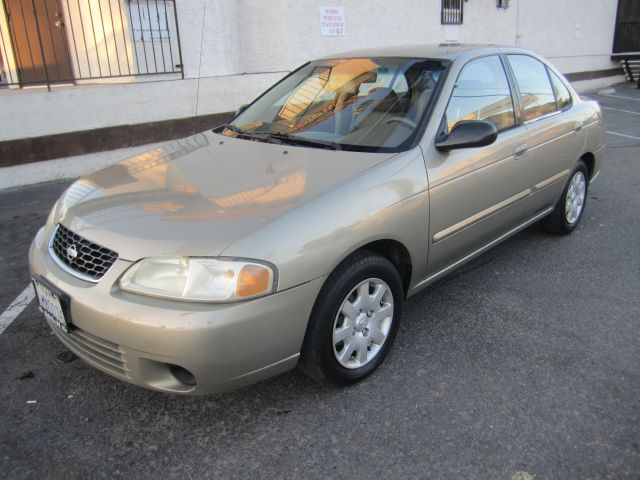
[
  {"x1": 426, "y1": 55, "x2": 534, "y2": 275},
  {"x1": 4, "y1": 0, "x2": 73, "y2": 85}
]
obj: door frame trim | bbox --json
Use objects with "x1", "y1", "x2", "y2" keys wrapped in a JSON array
[
  {"x1": 533, "y1": 169, "x2": 570, "y2": 191},
  {"x1": 432, "y1": 187, "x2": 531, "y2": 242},
  {"x1": 432, "y1": 167, "x2": 570, "y2": 244}
]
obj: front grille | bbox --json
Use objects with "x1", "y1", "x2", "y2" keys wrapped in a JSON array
[
  {"x1": 51, "y1": 325, "x2": 129, "y2": 378},
  {"x1": 50, "y1": 224, "x2": 118, "y2": 281}
]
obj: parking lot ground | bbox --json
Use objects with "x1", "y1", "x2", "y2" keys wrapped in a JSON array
[{"x1": 1, "y1": 82, "x2": 639, "y2": 479}]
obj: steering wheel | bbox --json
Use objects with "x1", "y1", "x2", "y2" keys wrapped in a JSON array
[{"x1": 384, "y1": 116, "x2": 418, "y2": 129}]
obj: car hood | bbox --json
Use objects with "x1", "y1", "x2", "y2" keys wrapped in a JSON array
[{"x1": 54, "y1": 132, "x2": 396, "y2": 260}]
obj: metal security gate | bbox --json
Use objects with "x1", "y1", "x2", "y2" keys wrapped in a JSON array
[
  {"x1": 441, "y1": 0, "x2": 463, "y2": 25},
  {"x1": 612, "y1": 0, "x2": 640, "y2": 89},
  {"x1": 613, "y1": 0, "x2": 640, "y2": 54},
  {"x1": 0, "y1": 0, "x2": 183, "y2": 89},
  {"x1": 3, "y1": 0, "x2": 73, "y2": 84}
]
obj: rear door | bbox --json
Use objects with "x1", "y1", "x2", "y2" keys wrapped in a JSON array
[
  {"x1": 425, "y1": 54, "x2": 534, "y2": 275},
  {"x1": 505, "y1": 54, "x2": 586, "y2": 211}
]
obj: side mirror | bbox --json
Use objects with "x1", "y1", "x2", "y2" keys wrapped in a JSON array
[
  {"x1": 235, "y1": 104, "x2": 250, "y2": 118},
  {"x1": 435, "y1": 120, "x2": 498, "y2": 151}
]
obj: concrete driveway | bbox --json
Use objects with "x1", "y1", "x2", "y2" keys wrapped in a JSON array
[{"x1": 0, "y1": 83, "x2": 639, "y2": 479}]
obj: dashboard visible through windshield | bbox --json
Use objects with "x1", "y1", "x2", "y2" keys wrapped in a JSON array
[{"x1": 225, "y1": 57, "x2": 445, "y2": 152}]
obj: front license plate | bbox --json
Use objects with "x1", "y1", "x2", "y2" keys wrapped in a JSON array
[{"x1": 33, "y1": 278, "x2": 70, "y2": 334}]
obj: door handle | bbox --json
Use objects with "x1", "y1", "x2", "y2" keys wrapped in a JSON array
[
  {"x1": 574, "y1": 121, "x2": 584, "y2": 133},
  {"x1": 514, "y1": 143, "x2": 528, "y2": 160}
]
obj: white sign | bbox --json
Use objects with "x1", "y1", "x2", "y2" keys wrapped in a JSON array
[
  {"x1": 320, "y1": 7, "x2": 346, "y2": 36},
  {"x1": 443, "y1": 25, "x2": 460, "y2": 44}
]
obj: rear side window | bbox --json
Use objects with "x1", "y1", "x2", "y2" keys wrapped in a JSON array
[
  {"x1": 507, "y1": 55, "x2": 557, "y2": 121},
  {"x1": 548, "y1": 70, "x2": 572, "y2": 111},
  {"x1": 445, "y1": 55, "x2": 515, "y2": 133}
]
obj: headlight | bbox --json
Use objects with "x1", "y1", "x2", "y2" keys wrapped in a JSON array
[{"x1": 119, "y1": 257, "x2": 276, "y2": 302}]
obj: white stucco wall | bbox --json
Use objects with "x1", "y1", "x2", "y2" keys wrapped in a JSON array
[
  {"x1": 515, "y1": 0, "x2": 620, "y2": 73},
  {"x1": 0, "y1": 0, "x2": 623, "y2": 142}
]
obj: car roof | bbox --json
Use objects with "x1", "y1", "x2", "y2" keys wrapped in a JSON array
[{"x1": 316, "y1": 44, "x2": 531, "y2": 61}]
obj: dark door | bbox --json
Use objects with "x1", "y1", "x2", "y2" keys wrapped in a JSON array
[
  {"x1": 4, "y1": 0, "x2": 73, "y2": 85},
  {"x1": 613, "y1": 0, "x2": 640, "y2": 53}
]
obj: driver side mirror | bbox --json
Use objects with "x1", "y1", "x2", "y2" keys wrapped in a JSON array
[
  {"x1": 435, "y1": 120, "x2": 498, "y2": 152},
  {"x1": 235, "y1": 104, "x2": 250, "y2": 118}
]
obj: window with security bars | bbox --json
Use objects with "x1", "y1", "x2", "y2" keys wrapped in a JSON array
[{"x1": 441, "y1": 0, "x2": 463, "y2": 24}]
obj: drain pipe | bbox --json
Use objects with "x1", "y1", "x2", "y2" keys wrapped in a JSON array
[{"x1": 515, "y1": 0, "x2": 522, "y2": 46}]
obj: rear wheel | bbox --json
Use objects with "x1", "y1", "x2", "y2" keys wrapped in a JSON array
[
  {"x1": 542, "y1": 161, "x2": 588, "y2": 234},
  {"x1": 298, "y1": 251, "x2": 403, "y2": 385}
]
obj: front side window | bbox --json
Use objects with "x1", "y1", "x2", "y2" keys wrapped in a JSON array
[
  {"x1": 229, "y1": 57, "x2": 445, "y2": 152},
  {"x1": 548, "y1": 70, "x2": 572, "y2": 111},
  {"x1": 445, "y1": 55, "x2": 516, "y2": 133},
  {"x1": 507, "y1": 55, "x2": 557, "y2": 121}
]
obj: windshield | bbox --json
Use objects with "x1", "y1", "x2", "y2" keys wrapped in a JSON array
[{"x1": 227, "y1": 57, "x2": 445, "y2": 152}]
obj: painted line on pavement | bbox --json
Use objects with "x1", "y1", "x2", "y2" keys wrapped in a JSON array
[
  {"x1": 602, "y1": 94, "x2": 640, "y2": 102},
  {"x1": 606, "y1": 130, "x2": 640, "y2": 141},
  {"x1": 0, "y1": 284, "x2": 35, "y2": 336},
  {"x1": 602, "y1": 106, "x2": 640, "y2": 116}
]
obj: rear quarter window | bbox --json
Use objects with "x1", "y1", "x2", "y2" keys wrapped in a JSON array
[{"x1": 548, "y1": 70, "x2": 572, "y2": 111}]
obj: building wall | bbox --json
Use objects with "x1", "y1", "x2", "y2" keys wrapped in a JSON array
[
  {"x1": 515, "y1": 0, "x2": 620, "y2": 73},
  {"x1": 0, "y1": 0, "x2": 623, "y2": 142}
]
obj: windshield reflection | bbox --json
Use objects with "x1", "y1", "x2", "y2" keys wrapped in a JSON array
[
  {"x1": 58, "y1": 134, "x2": 311, "y2": 225},
  {"x1": 229, "y1": 57, "x2": 444, "y2": 152}
]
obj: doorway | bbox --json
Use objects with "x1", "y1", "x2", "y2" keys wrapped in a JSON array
[{"x1": 3, "y1": 0, "x2": 73, "y2": 85}]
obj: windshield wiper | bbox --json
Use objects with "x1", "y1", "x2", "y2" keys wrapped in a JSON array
[
  {"x1": 216, "y1": 124, "x2": 287, "y2": 145},
  {"x1": 265, "y1": 132, "x2": 343, "y2": 151},
  {"x1": 216, "y1": 125, "x2": 342, "y2": 151}
]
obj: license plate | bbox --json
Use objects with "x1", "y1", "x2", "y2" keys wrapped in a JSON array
[{"x1": 33, "y1": 278, "x2": 70, "y2": 334}]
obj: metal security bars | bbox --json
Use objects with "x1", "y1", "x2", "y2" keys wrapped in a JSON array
[
  {"x1": 614, "y1": 22, "x2": 640, "y2": 54},
  {"x1": 441, "y1": 0, "x2": 463, "y2": 25},
  {"x1": 0, "y1": 0, "x2": 183, "y2": 89},
  {"x1": 612, "y1": 0, "x2": 640, "y2": 89}
]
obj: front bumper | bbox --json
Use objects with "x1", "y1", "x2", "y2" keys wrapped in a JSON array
[{"x1": 29, "y1": 227, "x2": 325, "y2": 395}]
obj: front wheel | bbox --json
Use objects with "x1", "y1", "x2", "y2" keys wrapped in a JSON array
[
  {"x1": 298, "y1": 251, "x2": 403, "y2": 385},
  {"x1": 542, "y1": 161, "x2": 589, "y2": 234}
]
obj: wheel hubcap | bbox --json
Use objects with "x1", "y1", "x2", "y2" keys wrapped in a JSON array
[
  {"x1": 565, "y1": 171, "x2": 586, "y2": 225},
  {"x1": 332, "y1": 278, "x2": 394, "y2": 369}
]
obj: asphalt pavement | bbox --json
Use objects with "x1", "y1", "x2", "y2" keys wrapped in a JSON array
[{"x1": 0, "y1": 83, "x2": 639, "y2": 479}]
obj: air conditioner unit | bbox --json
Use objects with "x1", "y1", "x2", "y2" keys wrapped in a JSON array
[{"x1": 497, "y1": 0, "x2": 510, "y2": 8}]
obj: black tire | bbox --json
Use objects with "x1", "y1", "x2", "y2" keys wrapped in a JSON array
[
  {"x1": 298, "y1": 250, "x2": 404, "y2": 385},
  {"x1": 541, "y1": 160, "x2": 589, "y2": 235}
]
